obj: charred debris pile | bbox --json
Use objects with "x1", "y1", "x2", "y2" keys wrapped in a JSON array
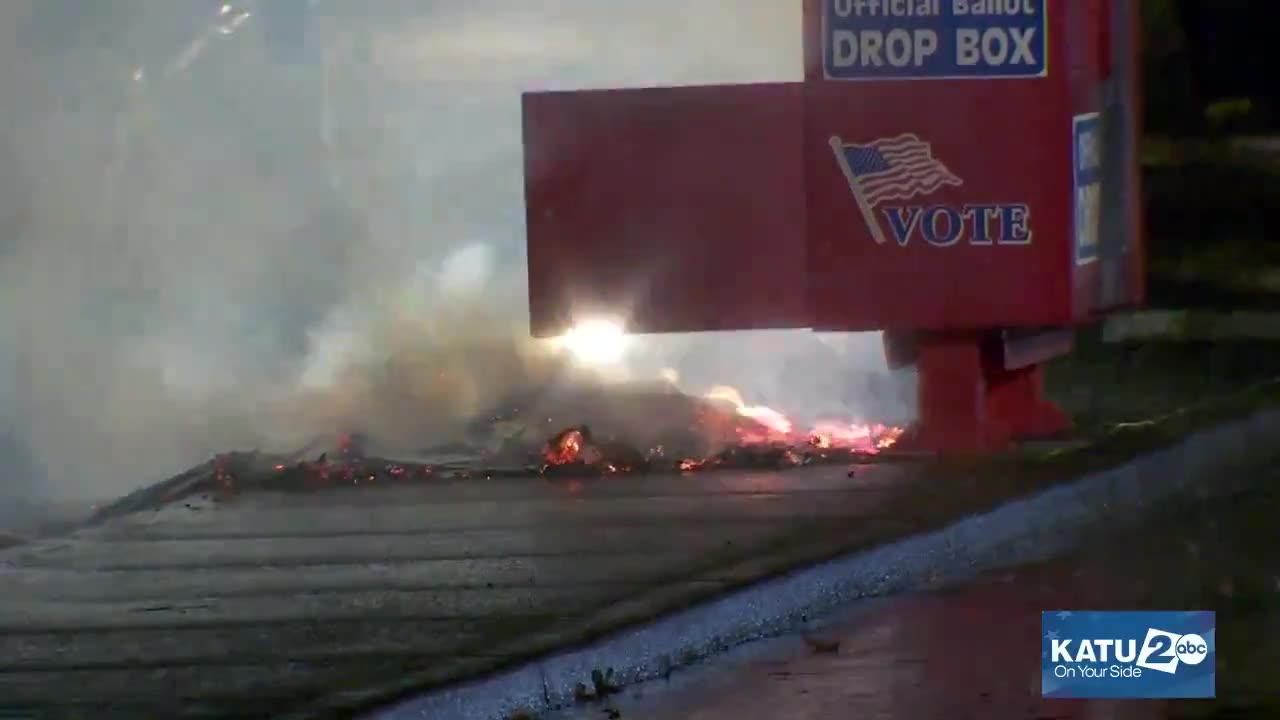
[{"x1": 86, "y1": 384, "x2": 902, "y2": 524}]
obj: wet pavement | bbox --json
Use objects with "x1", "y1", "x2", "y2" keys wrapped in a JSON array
[
  {"x1": 548, "y1": 472, "x2": 1280, "y2": 720},
  {"x1": 0, "y1": 462, "x2": 921, "y2": 718}
]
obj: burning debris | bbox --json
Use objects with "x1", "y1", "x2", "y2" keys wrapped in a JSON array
[
  {"x1": 543, "y1": 426, "x2": 597, "y2": 467},
  {"x1": 83, "y1": 383, "x2": 902, "y2": 523},
  {"x1": 534, "y1": 391, "x2": 903, "y2": 477},
  {"x1": 511, "y1": 382, "x2": 903, "y2": 475}
]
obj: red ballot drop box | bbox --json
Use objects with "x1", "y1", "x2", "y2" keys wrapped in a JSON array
[{"x1": 521, "y1": 0, "x2": 1144, "y2": 452}]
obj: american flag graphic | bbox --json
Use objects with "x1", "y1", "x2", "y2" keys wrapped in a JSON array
[
  {"x1": 829, "y1": 133, "x2": 964, "y2": 244},
  {"x1": 833, "y1": 134, "x2": 963, "y2": 206}
]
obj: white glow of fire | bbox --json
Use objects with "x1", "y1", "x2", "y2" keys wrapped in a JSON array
[
  {"x1": 550, "y1": 319, "x2": 632, "y2": 366},
  {"x1": 704, "y1": 385, "x2": 794, "y2": 435}
]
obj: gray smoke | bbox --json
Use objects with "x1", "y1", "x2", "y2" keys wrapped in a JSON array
[{"x1": 0, "y1": 0, "x2": 910, "y2": 505}]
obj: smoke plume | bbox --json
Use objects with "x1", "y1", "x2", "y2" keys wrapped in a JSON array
[{"x1": 0, "y1": 0, "x2": 909, "y2": 504}]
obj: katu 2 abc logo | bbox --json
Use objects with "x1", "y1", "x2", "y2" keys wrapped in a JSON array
[{"x1": 1041, "y1": 611, "x2": 1215, "y2": 699}]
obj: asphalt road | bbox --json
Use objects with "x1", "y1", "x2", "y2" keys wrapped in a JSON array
[{"x1": 548, "y1": 472, "x2": 1280, "y2": 720}]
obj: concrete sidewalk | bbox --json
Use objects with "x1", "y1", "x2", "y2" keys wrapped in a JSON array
[{"x1": 1, "y1": 411, "x2": 1275, "y2": 719}]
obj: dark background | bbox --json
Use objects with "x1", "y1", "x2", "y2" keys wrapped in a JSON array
[
  {"x1": 1178, "y1": 1, "x2": 1272, "y2": 105},
  {"x1": 1148, "y1": 0, "x2": 1277, "y2": 133}
]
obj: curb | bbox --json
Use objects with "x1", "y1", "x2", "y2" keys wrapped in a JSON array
[{"x1": 371, "y1": 409, "x2": 1280, "y2": 720}]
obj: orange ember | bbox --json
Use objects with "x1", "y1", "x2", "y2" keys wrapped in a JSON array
[
  {"x1": 544, "y1": 427, "x2": 584, "y2": 464},
  {"x1": 536, "y1": 384, "x2": 904, "y2": 475},
  {"x1": 543, "y1": 427, "x2": 604, "y2": 467},
  {"x1": 678, "y1": 458, "x2": 707, "y2": 472}
]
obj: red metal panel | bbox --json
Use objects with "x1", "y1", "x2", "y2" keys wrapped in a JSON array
[
  {"x1": 1067, "y1": 0, "x2": 1145, "y2": 319},
  {"x1": 1066, "y1": 0, "x2": 1105, "y2": 320},
  {"x1": 803, "y1": 87, "x2": 1074, "y2": 330},
  {"x1": 522, "y1": 84, "x2": 809, "y2": 337},
  {"x1": 802, "y1": 0, "x2": 823, "y2": 81},
  {"x1": 801, "y1": 1, "x2": 1075, "y2": 331},
  {"x1": 525, "y1": 1, "x2": 1142, "y2": 339}
]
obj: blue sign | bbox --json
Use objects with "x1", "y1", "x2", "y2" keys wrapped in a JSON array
[
  {"x1": 822, "y1": 0, "x2": 1048, "y2": 80},
  {"x1": 1072, "y1": 112, "x2": 1102, "y2": 265},
  {"x1": 1041, "y1": 611, "x2": 1216, "y2": 699}
]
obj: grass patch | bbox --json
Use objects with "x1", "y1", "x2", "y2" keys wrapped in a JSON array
[
  {"x1": 1047, "y1": 327, "x2": 1280, "y2": 429},
  {"x1": 1143, "y1": 135, "x2": 1280, "y2": 173},
  {"x1": 1143, "y1": 135, "x2": 1280, "y2": 309}
]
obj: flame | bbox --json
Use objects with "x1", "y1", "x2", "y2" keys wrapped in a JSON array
[
  {"x1": 542, "y1": 427, "x2": 603, "y2": 467},
  {"x1": 544, "y1": 428, "x2": 585, "y2": 464},
  {"x1": 705, "y1": 385, "x2": 794, "y2": 437},
  {"x1": 738, "y1": 406, "x2": 793, "y2": 435},
  {"x1": 810, "y1": 421, "x2": 904, "y2": 451},
  {"x1": 702, "y1": 384, "x2": 904, "y2": 458}
]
